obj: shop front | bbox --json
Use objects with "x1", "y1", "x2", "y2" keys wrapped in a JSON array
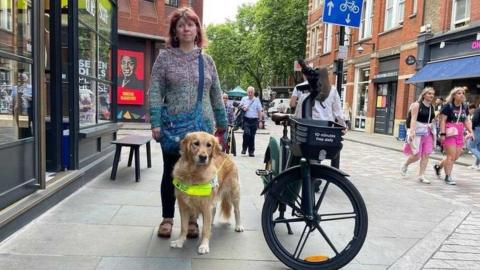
[
  {"x1": 372, "y1": 56, "x2": 399, "y2": 135},
  {"x1": 352, "y1": 65, "x2": 369, "y2": 131},
  {"x1": 410, "y1": 25, "x2": 480, "y2": 103},
  {"x1": 0, "y1": 0, "x2": 118, "y2": 241}
]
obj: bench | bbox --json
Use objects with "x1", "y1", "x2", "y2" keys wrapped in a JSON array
[{"x1": 110, "y1": 135, "x2": 152, "y2": 182}]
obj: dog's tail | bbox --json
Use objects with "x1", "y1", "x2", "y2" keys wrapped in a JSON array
[{"x1": 220, "y1": 195, "x2": 232, "y2": 220}]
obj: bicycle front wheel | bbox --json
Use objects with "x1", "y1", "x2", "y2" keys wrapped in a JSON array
[{"x1": 262, "y1": 164, "x2": 368, "y2": 270}]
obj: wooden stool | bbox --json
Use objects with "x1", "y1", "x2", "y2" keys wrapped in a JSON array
[{"x1": 110, "y1": 135, "x2": 152, "y2": 182}]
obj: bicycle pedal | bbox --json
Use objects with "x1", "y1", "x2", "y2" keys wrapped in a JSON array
[{"x1": 255, "y1": 169, "x2": 271, "y2": 176}]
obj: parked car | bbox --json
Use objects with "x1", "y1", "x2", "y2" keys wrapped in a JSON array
[{"x1": 267, "y1": 98, "x2": 290, "y2": 116}]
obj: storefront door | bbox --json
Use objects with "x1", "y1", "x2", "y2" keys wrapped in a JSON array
[{"x1": 374, "y1": 83, "x2": 396, "y2": 135}]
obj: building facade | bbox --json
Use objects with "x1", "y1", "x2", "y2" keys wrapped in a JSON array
[
  {"x1": 307, "y1": 0, "x2": 424, "y2": 136},
  {"x1": 410, "y1": 0, "x2": 480, "y2": 105},
  {"x1": 117, "y1": 0, "x2": 203, "y2": 121},
  {"x1": 0, "y1": 0, "x2": 118, "y2": 241}
]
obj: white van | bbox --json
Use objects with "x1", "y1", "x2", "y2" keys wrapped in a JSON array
[{"x1": 267, "y1": 98, "x2": 290, "y2": 116}]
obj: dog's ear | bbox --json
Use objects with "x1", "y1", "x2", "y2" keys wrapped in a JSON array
[
  {"x1": 212, "y1": 136, "x2": 222, "y2": 157},
  {"x1": 180, "y1": 134, "x2": 190, "y2": 155}
]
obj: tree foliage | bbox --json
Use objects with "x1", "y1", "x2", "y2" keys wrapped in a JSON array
[{"x1": 205, "y1": 0, "x2": 307, "y2": 100}]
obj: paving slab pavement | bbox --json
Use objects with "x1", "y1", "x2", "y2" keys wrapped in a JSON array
[{"x1": 0, "y1": 120, "x2": 479, "y2": 269}]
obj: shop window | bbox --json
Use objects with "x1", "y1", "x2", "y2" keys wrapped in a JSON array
[
  {"x1": 359, "y1": 0, "x2": 372, "y2": 40},
  {"x1": 79, "y1": 77, "x2": 96, "y2": 126},
  {"x1": 98, "y1": 0, "x2": 113, "y2": 40},
  {"x1": 354, "y1": 67, "x2": 369, "y2": 130},
  {"x1": 0, "y1": 0, "x2": 32, "y2": 57},
  {"x1": 451, "y1": 0, "x2": 470, "y2": 29},
  {"x1": 0, "y1": 59, "x2": 33, "y2": 144},
  {"x1": 165, "y1": 0, "x2": 178, "y2": 7},
  {"x1": 323, "y1": 23, "x2": 332, "y2": 54},
  {"x1": 384, "y1": 0, "x2": 405, "y2": 31},
  {"x1": 79, "y1": 0, "x2": 96, "y2": 29}
]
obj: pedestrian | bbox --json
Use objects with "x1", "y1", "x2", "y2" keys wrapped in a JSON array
[
  {"x1": 223, "y1": 93, "x2": 236, "y2": 155},
  {"x1": 434, "y1": 87, "x2": 475, "y2": 185},
  {"x1": 400, "y1": 87, "x2": 436, "y2": 184},
  {"x1": 294, "y1": 66, "x2": 346, "y2": 168},
  {"x1": 343, "y1": 102, "x2": 352, "y2": 130},
  {"x1": 149, "y1": 7, "x2": 227, "y2": 238},
  {"x1": 239, "y1": 86, "x2": 262, "y2": 157},
  {"x1": 289, "y1": 76, "x2": 309, "y2": 111},
  {"x1": 467, "y1": 103, "x2": 480, "y2": 169}
]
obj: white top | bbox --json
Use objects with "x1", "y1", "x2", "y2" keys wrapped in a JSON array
[
  {"x1": 291, "y1": 81, "x2": 309, "y2": 98},
  {"x1": 240, "y1": 96, "x2": 262, "y2": 118},
  {"x1": 294, "y1": 86, "x2": 346, "y2": 127}
]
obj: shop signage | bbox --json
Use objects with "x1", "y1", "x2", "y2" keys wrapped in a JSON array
[
  {"x1": 98, "y1": 3, "x2": 110, "y2": 24},
  {"x1": 373, "y1": 71, "x2": 398, "y2": 80},
  {"x1": 472, "y1": 40, "x2": 480, "y2": 50},
  {"x1": 117, "y1": 49, "x2": 145, "y2": 105},
  {"x1": 405, "y1": 55, "x2": 416, "y2": 65},
  {"x1": 118, "y1": 89, "x2": 144, "y2": 105}
]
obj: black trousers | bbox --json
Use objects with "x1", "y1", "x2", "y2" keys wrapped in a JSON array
[
  {"x1": 227, "y1": 126, "x2": 236, "y2": 155},
  {"x1": 242, "y1": 117, "x2": 258, "y2": 154},
  {"x1": 161, "y1": 151, "x2": 180, "y2": 218}
]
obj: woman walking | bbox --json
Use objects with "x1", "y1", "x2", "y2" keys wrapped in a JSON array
[
  {"x1": 434, "y1": 87, "x2": 474, "y2": 185},
  {"x1": 467, "y1": 103, "x2": 480, "y2": 169},
  {"x1": 401, "y1": 87, "x2": 436, "y2": 183},
  {"x1": 149, "y1": 7, "x2": 227, "y2": 238}
]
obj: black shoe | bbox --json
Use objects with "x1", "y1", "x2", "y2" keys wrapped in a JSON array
[
  {"x1": 249, "y1": 153, "x2": 255, "y2": 157},
  {"x1": 433, "y1": 164, "x2": 441, "y2": 178},
  {"x1": 241, "y1": 150, "x2": 246, "y2": 155}
]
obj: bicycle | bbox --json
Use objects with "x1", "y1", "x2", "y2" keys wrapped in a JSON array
[
  {"x1": 256, "y1": 60, "x2": 368, "y2": 270},
  {"x1": 339, "y1": 0, "x2": 360, "y2": 14}
]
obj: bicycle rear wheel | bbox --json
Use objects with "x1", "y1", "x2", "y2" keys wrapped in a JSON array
[{"x1": 262, "y1": 164, "x2": 368, "y2": 270}]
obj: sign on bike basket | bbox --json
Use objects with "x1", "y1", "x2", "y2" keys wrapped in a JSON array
[
  {"x1": 290, "y1": 118, "x2": 343, "y2": 160},
  {"x1": 322, "y1": 0, "x2": 363, "y2": 28}
]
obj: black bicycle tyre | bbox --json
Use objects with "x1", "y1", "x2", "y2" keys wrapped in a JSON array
[{"x1": 262, "y1": 165, "x2": 368, "y2": 270}]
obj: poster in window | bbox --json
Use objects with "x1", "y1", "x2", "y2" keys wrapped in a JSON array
[{"x1": 117, "y1": 49, "x2": 144, "y2": 105}]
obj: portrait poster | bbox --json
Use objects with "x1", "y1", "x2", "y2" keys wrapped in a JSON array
[{"x1": 117, "y1": 49, "x2": 145, "y2": 105}]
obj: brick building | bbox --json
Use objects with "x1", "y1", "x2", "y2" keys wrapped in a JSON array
[
  {"x1": 117, "y1": 0, "x2": 203, "y2": 121},
  {"x1": 306, "y1": 0, "x2": 480, "y2": 137}
]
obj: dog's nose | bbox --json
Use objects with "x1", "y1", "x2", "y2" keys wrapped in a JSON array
[{"x1": 198, "y1": 155, "x2": 208, "y2": 163}]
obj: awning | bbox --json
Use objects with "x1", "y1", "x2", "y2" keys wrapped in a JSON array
[{"x1": 407, "y1": 55, "x2": 480, "y2": 83}]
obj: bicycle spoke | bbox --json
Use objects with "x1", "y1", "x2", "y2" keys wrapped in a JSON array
[
  {"x1": 314, "y1": 181, "x2": 329, "y2": 212},
  {"x1": 272, "y1": 217, "x2": 305, "y2": 224},
  {"x1": 293, "y1": 224, "x2": 312, "y2": 259},
  {"x1": 314, "y1": 223, "x2": 339, "y2": 255},
  {"x1": 320, "y1": 212, "x2": 357, "y2": 222},
  {"x1": 284, "y1": 183, "x2": 302, "y2": 207}
]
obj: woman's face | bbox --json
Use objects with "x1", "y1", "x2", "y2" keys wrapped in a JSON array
[
  {"x1": 121, "y1": 56, "x2": 135, "y2": 77},
  {"x1": 175, "y1": 17, "x2": 197, "y2": 45},
  {"x1": 453, "y1": 90, "x2": 465, "y2": 103},
  {"x1": 423, "y1": 90, "x2": 435, "y2": 102}
]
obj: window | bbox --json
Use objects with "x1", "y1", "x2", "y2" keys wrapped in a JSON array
[
  {"x1": 412, "y1": 0, "x2": 418, "y2": 15},
  {"x1": 313, "y1": 0, "x2": 322, "y2": 10},
  {"x1": 451, "y1": 0, "x2": 470, "y2": 29},
  {"x1": 0, "y1": 0, "x2": 12, "y2": 31},
  {"x1": 354, "y1": 67, "x2": 370, "y2": 130},
  {"x1": 78, "y1": 0, "x2": 114, "y2": 126},
  {"x1": 384, "y1": 0, "x2": 405, "y2": 31},
  {"x1": 310, "y1": 27, "x2": 318, "y2": 57},
  {"x1": 323, "y1": 23, "x2": 332, "y2": 53},
  {"x1": 165, "y1": 0, "x2": 178, "y2": 7},
  {"x1": 359, "y1": 0, "x2": 372, "y2": 39}
]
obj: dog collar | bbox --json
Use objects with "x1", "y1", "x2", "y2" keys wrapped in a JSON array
[{"x1": 173, "y1": 177, "x2": 215, "y2": 196}]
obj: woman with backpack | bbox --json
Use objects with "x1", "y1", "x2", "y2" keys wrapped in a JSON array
[
  {"x1": 401, "y1": 87, "x2": 436, "y2": 183},
  {"x1": 433, "y1": 87, "x2": 475, "y2": 185}
]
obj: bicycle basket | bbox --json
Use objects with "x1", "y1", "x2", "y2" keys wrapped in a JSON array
[{"x1": 290, "y1": 118, "x2": 343, "y2": 160}]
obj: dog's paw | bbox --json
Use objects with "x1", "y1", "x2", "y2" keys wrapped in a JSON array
[
  {"x1": 170, "y1": 239, "x2": 185, "y2": 249},
  {"x1": 235, "y1": 225, "x2": 245, "y2": 232},
  {"x1": 198, "y1": 244, "x2": 210, "y2": 254}
]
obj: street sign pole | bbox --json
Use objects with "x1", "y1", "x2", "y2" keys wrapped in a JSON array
[{"x1": 336, "y1": 26, "x2": 345, "y2": 97}]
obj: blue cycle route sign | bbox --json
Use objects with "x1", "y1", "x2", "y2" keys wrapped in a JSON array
[{"x1": 322, "y1": 0, "x2": 363, "y2": 28}]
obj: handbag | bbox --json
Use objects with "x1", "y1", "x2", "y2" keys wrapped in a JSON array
[
  {"x1": 158, "y1": 54, "x2": 206, "y2": 153},
  {"x1": 414, "y1": 105, "x2": 432, "y2": 136},
  {"x1": 445, "y1": 104, "x2": 461, "y2": 138},
  {"x1": 233, "y1": 99, "x2": 254, "y2": 131}
]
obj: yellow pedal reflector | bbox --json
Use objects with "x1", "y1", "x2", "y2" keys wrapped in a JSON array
[{"x1": 304, "y1": 255, "x2": 329, "y2": 262}]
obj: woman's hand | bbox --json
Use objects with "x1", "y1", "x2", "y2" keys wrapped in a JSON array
[
  {"x1": 152, "y1": 127, "x2": 160, "y2": 140},
  {"x1": 465, "y1": 132, "x2": 475, "y2": 141}
]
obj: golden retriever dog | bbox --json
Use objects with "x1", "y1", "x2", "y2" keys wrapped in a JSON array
[{"x1": 170, "y1": 131, "x2": 244, "y2": 254}]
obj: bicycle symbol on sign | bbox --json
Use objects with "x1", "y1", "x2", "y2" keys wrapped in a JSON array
[{"x1": 340, "y1": 0, "x2": 360, "y2": 14}]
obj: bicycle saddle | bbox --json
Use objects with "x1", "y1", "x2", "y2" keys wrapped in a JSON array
[{"x1": 271, "y1": 113, "x2": 289, "y2": 124}]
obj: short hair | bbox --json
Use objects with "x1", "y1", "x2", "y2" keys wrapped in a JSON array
[
  {"x1": 121, "y1": 55, "x2": 137, "y2": 66},
  {"x1": 167, "y1": 7, "x2": 206, "y2": 48}
]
